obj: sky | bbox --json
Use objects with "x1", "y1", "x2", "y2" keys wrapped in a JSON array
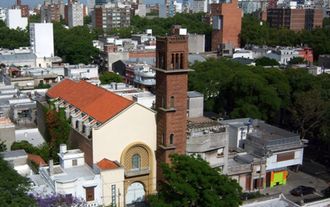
[
  {"x1": 0, "y1": 0, "x2": 159, "y2": 8},
  {"x1": 0, "y1": 0, "x2": 87, "y2": 8}
]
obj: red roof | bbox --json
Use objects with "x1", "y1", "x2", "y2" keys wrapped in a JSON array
[
  {"x1": 47, "y1": 79, "x2": 133, "y2": 123},
  {"x1": 28, "y1": 154, "x2": 46, "y2": 166},
  {"x1": 97, "y1": 158, "x2": 120, "y2": 170}
]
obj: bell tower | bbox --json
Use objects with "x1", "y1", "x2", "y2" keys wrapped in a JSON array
[{"x1": 155, "y1": 26, "x2": 191, "y2": 185}]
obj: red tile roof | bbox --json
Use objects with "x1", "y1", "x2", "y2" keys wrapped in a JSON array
[
  {"x1": 28, "y1": 154, "x2": 46, "y2": 166},
  {"x1": 47, "y1": 79, "x2": 133, "y2": 123},
  {"x1": 97, "y1": 158, "x2": 120, "y2": 170}
]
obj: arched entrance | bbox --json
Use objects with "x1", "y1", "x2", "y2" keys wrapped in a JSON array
[{"x1": 126, "y1": 182, "x2": 145, "y2": 205}]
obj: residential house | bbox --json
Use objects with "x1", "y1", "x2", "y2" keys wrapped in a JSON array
[{"x1": 37, "y1": 145, "x2": 103, "y2": 206}]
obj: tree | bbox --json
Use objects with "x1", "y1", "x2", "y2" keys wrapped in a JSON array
[
  {"x1": 0, "y1": 140, "x2": 6, "y2": 152},
  {"x1": 149, "y1": 154, "x2": 242, "y2": 207},
  {"x1": 53, "y1": 23, "x2": 100, "y2": 64},
  {"x1": 255, "y1": 57, "x2": 279, "y2": 66},
  {"x1": 99, "y1": 71, "x2": 123, "y2": 84},
  {"x1": 0, "y1": 156, "x2": 36, "y2": 206},
  {"x1": 289, "y1": 90, "x2": 328, "y2": 140},
  {"x1": 11, "y1": 141, "x2": 51, "y2": 162},
  {"x1": 0, "y1": 20, "x2": 29, "y2": 49},
  {"x1": 288, "y1": 57, "x2": 306, "y2": 65},
  {"x1": 33, "y1": 194, "x2": 85, "y2": 207}
]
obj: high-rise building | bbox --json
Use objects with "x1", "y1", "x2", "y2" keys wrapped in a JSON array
[
  {"x1": 5, "y1": 9, "x2": 28, "y2": 30},
  {"x1": 192, "y1": 0, "x2": 208, "y2": 13},
  {"x1": 211, "y1": 0, "x2": 242, "y2": 51},
  {"x1": 95, "y1": 0, "x2": 110, "y2": 5},
  {"x1": 41, "y1": 2, "x2": 61, "y2": 23},
  {"x1": 68, "y1": 1, "x2": 84, "y2": 27},
  {"x1": 155, "y1": 26, "x2": 191, "y2": 186},
  {"x1": 267, "y1": 8, "x2": 323, "y2": 32},
  {"x1": 30, "y1": 23, "x2": 54, "y2": 58},
  {"x1": 12, "y1": 0, "x2": 29, "y2": 17},
  {"x1": 92, "y1": 3, "x2": 131, "y2": 31}
]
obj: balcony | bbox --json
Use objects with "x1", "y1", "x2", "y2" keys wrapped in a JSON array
[{"x1": 125, "y1": 167, "x2": 150, "y2": 178}]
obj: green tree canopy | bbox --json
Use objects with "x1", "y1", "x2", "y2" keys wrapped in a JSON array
[
  {"x1": 255, "y1": 57, "x2": 279, "y2": 66},
  {"x1": 0, "y1": 156, "x2": 36, "y2": 206},
  {"x1": 53, "y1": 23, "x2": 100, "y2": 64},
  {"x1": 288, "y1": 57, "x2": 306, "y2": 65},
  {"x1": 149, "y1": 154, "x2": 242, "y2": 207},
  {"x1": 99, "y1": 71, "x2": 123, "y2": 84}
]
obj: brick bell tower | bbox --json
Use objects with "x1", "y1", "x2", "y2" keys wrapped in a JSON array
[{"x1": 155, "y1": 25, "x2": 191, "y2": 186}]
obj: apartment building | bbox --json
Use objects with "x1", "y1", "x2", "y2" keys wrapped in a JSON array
[
  {"x1": 210, "y1": 0, "x2": 243, "y2": 51},
  {"x1": 67, "y1": 1, "x2": 84, "y2": 28},
  {"x1": 5, "y1": 9, "x2": 28, "y2": 30},
  {"x1": 30, "y1": 23, "x2": 54, "y2": 58},
  {"x1": 267, "y1": 8, "x2": 323, "y2": 31},
  {"x1": 92, "y1": 3, "x2": 131, "y2": 32},
  {"x1": 41, "y1": 2, "x2": 61, "y2": 23}
]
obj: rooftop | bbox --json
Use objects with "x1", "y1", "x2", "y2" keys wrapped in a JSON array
[
  {"x1": 0, "y1": 117, "x2": 14, "y2": 128},
  {"x1": 15, "y1": 128, "x2": 45, "y2": 147},
  {"x1": 47, "y1": 79, "x2": 133, "y2": 123},
  {"x1": 0, "y1": 149, "x2": 27, "y2": 159},
  {"x1": 187, "y1": 91, "x2": 203, "y2": 98},
  {"x1": 97, "y1": 158, "x2": 121, "y2": 171},
  {"x1": 28, "y1": 154, "x2": 46, "y2": 166},
  {"x1": 249, "y1": 121, "x2": 299, "y2": 141}
]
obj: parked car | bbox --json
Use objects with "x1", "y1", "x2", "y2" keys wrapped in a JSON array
[{"x1": 290, "y1": 185, "x2": 316, "y2": 196}]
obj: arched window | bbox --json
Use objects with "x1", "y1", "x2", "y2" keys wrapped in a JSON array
[
  {"x1": 170, "y1": 134, "x2": 174, "y2": 145},
  {"x1": 170, "y1": 96, "x2": 174, "y2": 108},
  {"x1": 132, "y1": 154, "x2": 141, "y2": 170},
  {"x1": 75, "y1": 120, "x2": 79, "y2": 129}
]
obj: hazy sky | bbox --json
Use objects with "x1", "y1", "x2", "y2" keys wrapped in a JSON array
[
  {"x1": 0, "y1": 0, "x2": 159, "y2": 8},
  {"x1": 0, "y1": 0, "x2": 89, "y2": 8}
]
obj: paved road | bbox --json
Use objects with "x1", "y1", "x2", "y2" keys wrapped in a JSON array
[{"x1": 261, "y1": 169, "x2": 329, "y2": 204}]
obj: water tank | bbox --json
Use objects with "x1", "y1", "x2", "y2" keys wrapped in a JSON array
[{"x1": 60, "y1": 144, "x2": 67, "y2": 154}]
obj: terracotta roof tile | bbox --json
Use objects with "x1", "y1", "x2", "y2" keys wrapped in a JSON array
[
  {"x1": 47, "y1": 79, "x2": 133, "y2": 123},
  {"x1": 28, "y1": 154, "x2": 46, "y2": 166},
  {"x1": 97, "y1": 158, "x2": 120, "y2": 170}
]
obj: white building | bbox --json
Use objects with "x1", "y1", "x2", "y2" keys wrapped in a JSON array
[
  {"x1": 38, "y1": 144, "x2": 103, "y2": 206},
  {"x1": 0, "y1": 7, "x2": 6, "y2": 22},
  {"x1": 0, "y1": 150, "x2": 33, "y2": 177},
  {"x1": 68, "y1": 2, "x2": 84, "y2": 28},
  {"x1": 233, "y1": 49, "x2": 254, "y2": 59},
  {"x1": 64, "y1": 64, "x2": 99, "y2": 80},
  {"x1": 265, "y1": 48, "x2": 299, "y2": 65},
  {"x1": 5, "y1": 9, "x2": 28, "y2": 30},
  {"x1": 191, "y1": 0, "x2": 208, "y2": 13},
  {"x1": 30, "y1": 23, "x2": 55, "y2": 58}
]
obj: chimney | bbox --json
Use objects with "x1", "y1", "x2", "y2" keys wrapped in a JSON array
[
  {"x1": 16, "y1": 0, "x2": 21, "y2": 6},
  {"x1": 49, "y1": 159, "x2": 54, "y2": 176},
  {"x1": 59, "y1": 144, "x2": 67, "y2": 154}
]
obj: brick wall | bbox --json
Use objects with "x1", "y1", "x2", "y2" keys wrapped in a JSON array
[{"x1": 69, "y1": 129, "x2": 93, "y2": 167}]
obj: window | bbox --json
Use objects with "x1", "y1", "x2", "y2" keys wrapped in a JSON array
[
  {"x1": 132, "y1": 154, "x2": 141, "y2": 170},
  {"x1": 111, "y1": 184, "x2": 116, "y2": 206},
  {"x1": 170, "y1": 134, "x2": 174, "y2": 145},
  {"x1": 277, "y1": 152, "x2": 295, "y2": 162},
  {"x1": 82, "y1": 124, "x2": 86, "y2": 134},
  {"x1": 85, "y1": 187, "x2": 95, "y2": 201},
  {"x1": 170, "y1": 96, "x2": 174, "y2": 108},
  {"x1": 75, "y1": 120, "x2": 79, "y2": 129},
  {"x1": 217, "y1": 148, "x2": 224, "y2": 157},
  {"x1": 72, "y1": 159, "x2": 77, "y2": 166}
]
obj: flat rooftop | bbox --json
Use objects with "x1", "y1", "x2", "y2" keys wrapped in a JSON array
[{"x1": 249, "y1": 121, "x2": 299, "y2": 141}]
